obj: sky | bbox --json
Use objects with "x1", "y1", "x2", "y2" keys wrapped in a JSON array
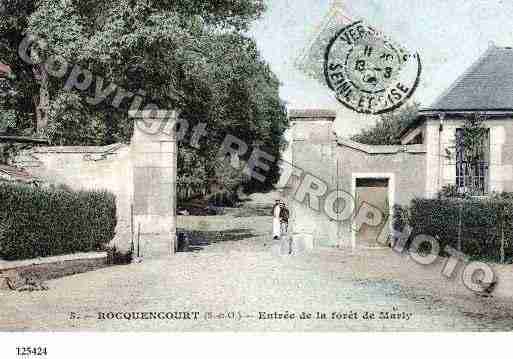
[{"x1": 249, "y1": 0, "x2": 513, "y2": 136}]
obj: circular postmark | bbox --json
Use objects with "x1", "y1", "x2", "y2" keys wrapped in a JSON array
[{"x1": 324, "y1": 21, "x2": 421, "y2": 114}]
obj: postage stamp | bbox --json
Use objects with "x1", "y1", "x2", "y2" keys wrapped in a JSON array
[{"x1": 324, "y1": 21, "x2": 421, "y2": 114}]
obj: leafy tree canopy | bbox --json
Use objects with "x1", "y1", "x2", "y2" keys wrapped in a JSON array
[
  {"x1": 351, "y1": 102, "x2": 419, "y2": 145},
  {"x1": 0, "y1": 0, "x2": 287, "y2": 189},
  {"x1": 0, "y1": 0, "x2": 38, "y2": 135}
]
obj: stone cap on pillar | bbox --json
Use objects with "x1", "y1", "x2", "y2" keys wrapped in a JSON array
[
  {"x1": 288, "y1": 109, "x2": 336, "y2": 143},
  {"x1": 128, "y1": 110, "x2": 178, "y2": 119},
  {"x1": 288, "y1": 109, "x2": 336, "y2": 122},
  {"x1": 129, "y1": 110, "x2": 178, "y2": 142}
]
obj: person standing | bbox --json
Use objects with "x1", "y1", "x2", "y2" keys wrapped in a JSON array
[
  {"x1": 279, "y1": 201, "x2": 289, "y2": 236},
  {"x1": 272, "y1": 199, "x2": 281, "y2": 240}
]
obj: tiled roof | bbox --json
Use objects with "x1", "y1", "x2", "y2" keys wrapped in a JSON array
[
  {"x1": 427, "y1": 45, "x2": 513, "y2": 111},
  {"x1": 0, "y1": 165, "x2": 37, "y2": 183},
  {"x1": 289, "y1": 109, "x2": 337, "y2": 120}
]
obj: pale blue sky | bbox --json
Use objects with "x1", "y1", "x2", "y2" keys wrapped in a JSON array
[{"x1": 249, "y1": 0, "x2": 513, "y2": 134}]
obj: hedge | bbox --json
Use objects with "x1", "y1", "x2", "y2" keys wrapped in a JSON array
[
  {"x1": 402, "y1": 198, "x2": 513, "y2": 263},
  {"x1": 0, "y1": 183, "x2": 117, "y2": 260}
]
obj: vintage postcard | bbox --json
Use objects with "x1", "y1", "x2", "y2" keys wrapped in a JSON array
[{"x1": 1, "y1": 0, "x2": 513, "y2": 355}]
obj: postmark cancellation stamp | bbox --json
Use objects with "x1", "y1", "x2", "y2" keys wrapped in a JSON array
[{"x1": 324, "y1": 21, "x2": 421, "y2": 114}]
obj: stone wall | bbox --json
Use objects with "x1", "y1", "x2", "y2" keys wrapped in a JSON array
[
  {"x1": 336, "y1": 140, "x2": 427, "y2": 206},
  {"x1": 334, "y1": 140, "x2": 426, "y2": 247},
  {"x1": 287, "y1": 109, "x2": 427, "y2": 249},
  {"x1": 13, "y1": 111, "x2": 177, "y2": 257},
  {"x1": 14, "y1": 144, "x2": 133, "y2": 251}
]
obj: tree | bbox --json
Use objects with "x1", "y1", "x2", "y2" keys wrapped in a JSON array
[
  {"x1": 0, "y1": 0, "x2": 39, "y2": 136},
  {"x1": 460, "y1": 114, "x2": 488, "y2": 165},
  {"x1": 25, "y1": 0, "x2": 274, "y2": 141},
  {"x1": 1, "y1": 0, "x2": 288, "y2": 189},
  {"x1": 351, "y1": 102, "x2": 419, "y2": 145},
  {"x1": 0, "y1": 68, "x2": 17, "y2": 132},
  {"x1": 0, "y1": 68, "x2": 16, "y2": 163}
]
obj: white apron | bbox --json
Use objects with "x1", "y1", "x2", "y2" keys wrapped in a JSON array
[{"x1": 272, "y1": 205, "x2": 281, "y2": 238}]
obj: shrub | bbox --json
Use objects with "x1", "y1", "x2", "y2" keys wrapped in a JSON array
[
  {"x1": 407, "y1": 198, "x2": 513, "y2": 263},
  {"x1": 0, "y1": 183, "x2": 116, "y2": 260},
  {"x1": 437, "y1": 184, "x2": 471, "y2": 200},
  {"x1": 207, "y1": 190, "x2": 238, "y2": 207}
]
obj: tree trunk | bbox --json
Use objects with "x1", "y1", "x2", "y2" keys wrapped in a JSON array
[
  {"x1": 457, "y1": 201, "x2": 463, "y2": 251},
  {"x1": 34, "y1": 63, "x2": 49, "y2": 136},
  {"x1": 31, "y1": 43, "x2": 50, "y2": 137},
  {"x1": 0, "y1": 144, "x2": 7, "y2": 164}
]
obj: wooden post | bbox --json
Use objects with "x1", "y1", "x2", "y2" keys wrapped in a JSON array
[
  {"x1": 130, "y1": 204, "x2": 134, "y2": 255},
  {"x1": 500, "y1": 206, "x2": 505, "y2": 264},
  {"x1": 137, "y1": 223, "x2": 141, "y2": 258}
]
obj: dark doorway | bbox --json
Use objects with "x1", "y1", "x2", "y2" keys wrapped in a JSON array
[{"x1": 355, "y1": 177, "x2": 389, "y2": 247}]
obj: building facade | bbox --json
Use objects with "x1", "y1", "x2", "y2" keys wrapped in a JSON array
[
  {"x1": 287, "y1": 45, "x2": 513, "y2": 249},
  {"x1": 286, "y1": 110, "x2": 426, "y2": 249}
]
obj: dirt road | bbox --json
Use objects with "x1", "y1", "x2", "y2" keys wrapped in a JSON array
[{"x1": 1, "y1": 193, "x2": 513, "y2": 331}]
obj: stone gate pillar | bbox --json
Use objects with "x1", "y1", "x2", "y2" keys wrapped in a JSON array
[
  {"x1": 288, "y1": 109, "x2": 337, "y2": 250},
  {"x1": 129, "y1": 110, "x2": 177, "y2": 257}
]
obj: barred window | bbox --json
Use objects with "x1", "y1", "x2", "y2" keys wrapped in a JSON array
[{"x1": 455, "y1": 128, "x2": 490, "y2": 195}]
